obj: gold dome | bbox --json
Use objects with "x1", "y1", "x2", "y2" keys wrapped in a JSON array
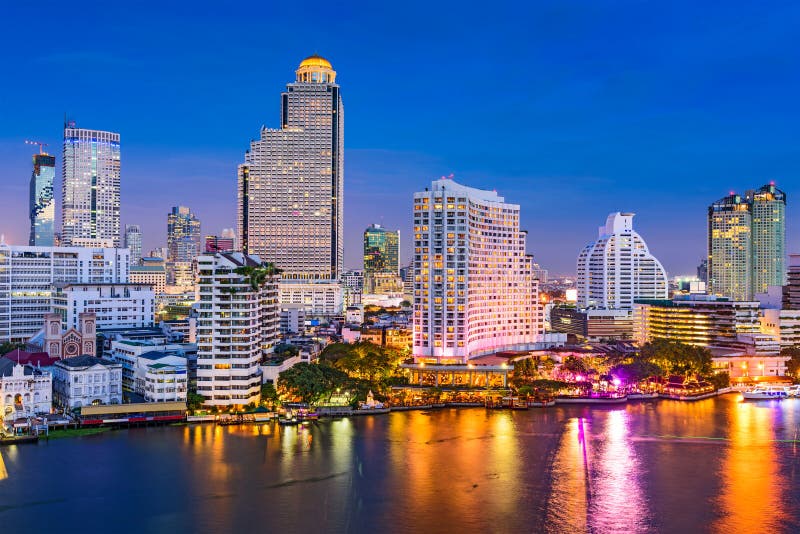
[
  {"x1": 299, "y1": 54, "x2": 332, "y2": 69},
  {"x1": 296, "y1": 54, "x2": 336, "y2": 83}
]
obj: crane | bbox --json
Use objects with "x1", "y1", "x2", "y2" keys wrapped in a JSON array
[{"x1": 25, "y1": 139, "x2": 48, "y2": 155}]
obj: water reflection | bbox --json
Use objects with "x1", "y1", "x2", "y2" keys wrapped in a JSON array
[
  {"x1": 713, "y1": 401, "x2": 789, "y2": 533},
  {"x1": 0, "y1": 449, "x2": 7, "y2": 481},
  {"x1": 545, "y1": 417, "x2": 589, "y2": 532}
]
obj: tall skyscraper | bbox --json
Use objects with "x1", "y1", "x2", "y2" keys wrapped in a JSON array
[
  {"x1": 28, "y1": 151, "x2": 56, "y2": 246},
  {"x1": 413, "y1": 179, "x2": 542, "y2": 363},
  {"x1": 577, "y1": 212, "x2": 668, "y2": 309},
  {"x1": 237, "y1": 55, "x2": 344, "y2": 315},
  {"x1": 707, "y1": 184, "x2": 785, "y2": 301},
  {"x1": 238, "y1": 55, "x2": 343, "y2": 281},
  {"x1": 363, "y1": 224, "x2": 401, "y2": 294},
  {"x1": 124, "y1": 224, "x2": 142, "y2": 266},
  {"x1": 62, "y1": 122, "x2": 121, "y2": 247},
  {"x1": 167, "y1": 206, "x2": 200, "y2": 286},
  {"x1": 748, "y1": 183, "x2": 786, "y2": 294}
]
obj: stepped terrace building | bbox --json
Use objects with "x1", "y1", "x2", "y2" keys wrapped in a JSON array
[
  {"x1": 195, "y1": 253, "x2": 279, "y2": 407},
  {"x1": 412, "y1": 179, "x2": 544, "y2": 363}
]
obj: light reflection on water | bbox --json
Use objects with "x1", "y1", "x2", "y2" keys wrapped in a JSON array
[{"x1": 0, "y1": 396, "x2": 798, "y2": 533}]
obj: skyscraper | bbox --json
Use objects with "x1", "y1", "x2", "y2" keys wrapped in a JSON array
[
  {"x1": 167, "y1": 206, "x2": 201, "y2": 286},
  {"x1": 363, "y1": 224, "x2": 401, "y2": 294},
  {"x1": 707, "y1": 184, "x2": 785, "y2": 301},
  {"x1": 124, "y1": 224, "x2": 142, "y2": 266},
  {"x1": 62, "y1": 122, "x2": 121, "y2": 247},
  {"x1": 28, "y1": 152, "x2": 56, "y2": 246},
  {"x1": 748, "y1": 183, "x2": 786, "y2": 294},
  {"x1": 237, "y1": 55, "x2": 344, "y2": 315},
  {"x1": 577, "y1": 212, "x2": 668, "y2": 309},
  {"x1": 413, "y1": 179, "x2": 542, "y2": 363}
]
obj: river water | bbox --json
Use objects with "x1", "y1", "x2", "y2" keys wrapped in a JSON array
[{"x1": 1, "y1": 394, "x2": 799, "y2": 533}]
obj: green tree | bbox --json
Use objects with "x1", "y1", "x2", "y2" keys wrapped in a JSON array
[
  {"x1": 260, "y1": 383, "x2": 280, "y2": 407},
  {"x1": 610, "y1": 360, "x2": 664, "y2": 384},
  {"x1": 0, "y1": 341, "x2": 23, "y2": 356},
  {"x1": 277, "y1": 362, "x2": 350, "y2": 405},
  {"x1": 707, "y1": 372, "x2": 730, "y2": 390},
  {"x1": 640, "y1": 339, "x2": 712, "y2": 376},
  {"x1": 187, "y1": 392, "x2": 206, "y2": 411},
  {"x1": 561, "y1": 356, "x2": 588, "y2": 374},
  {"x1": 512, "y1": 358, "x2": 538, "y2": 385}
]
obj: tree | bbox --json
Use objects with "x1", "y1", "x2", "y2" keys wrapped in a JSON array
[
  {"x1": 782, "y1": 347, "x2": 800, "y2": 377},
  {"x1": 707, "y1": 372, "x2": 730, "y2": 390},
  {"x1": 277, "y1": 362, "x2": 350, "y2": 405},
  {"x1": 561, "y1": 356, "x2": 588, "y2": 374},
  {"x1": 187, "y1": 392, "x2": 206, "y2": 411},
  {"x1": 610, "y1": 360, "x2": 663, "y2": 384},
  {"x1": 512, "y1": 359, "x2": 538, "y2": 385},
  {"x1": 640, "y1": 339, "x2": 712, "y2": 376},
  {"x1": 260, "y1": 383, "x2": 280, "y2": 407},
  {"x1": 0, "y1": 341, "x2": 22, "y2": 357}
]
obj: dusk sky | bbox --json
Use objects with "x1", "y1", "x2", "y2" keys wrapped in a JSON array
[{"x1": 1, "y1": 1, "x2": 798, "y2": 275}]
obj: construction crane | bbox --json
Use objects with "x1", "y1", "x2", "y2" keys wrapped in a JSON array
[{"x1": 25, "y1": 139, "x2": 48, "y2": 155}]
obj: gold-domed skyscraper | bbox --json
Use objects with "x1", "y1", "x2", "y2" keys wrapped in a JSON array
[{"x1": 237, "y1": 55, "x2": 344, "y2": 316}]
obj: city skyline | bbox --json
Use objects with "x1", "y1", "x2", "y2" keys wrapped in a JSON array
[{"x1": 1, "y1": 2, "x2": 799, "y2": 275}]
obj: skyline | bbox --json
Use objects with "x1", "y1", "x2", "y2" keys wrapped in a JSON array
[{"x1": 1, "y1": 2, "x2": 799, "y2": 274}]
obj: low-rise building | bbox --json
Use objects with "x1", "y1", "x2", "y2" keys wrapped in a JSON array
[
  {"x1": 550, "y1": 307, "x2": 633, "y2": 341},
  {"x1": 110, "y1": 340, "x2": 197, "y2": 394},
  {"x1": 0, "y1": 357, "x2": 52, "y2": 420},
  {"x1": 52, "y1": 355, "x2": 123, "y2": 409},
  {"x1": 279, "y1": 304, "x2": 307, "y2": 335},
  {"x1": 133, "y1": 352, "x2": 188, "y2": 402}
]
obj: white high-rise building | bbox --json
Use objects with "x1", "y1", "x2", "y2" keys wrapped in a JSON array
[
  {"x1": 0, "y1": 242, "x2": 130, "y2": 343},
  {"x1": 413, "y1": 179, "x2": 543, "y2": 363},
  {"x1": 195, "y1": 253, "x2": 279, "y2": 407},
  {"x1": 124, "y1": 225, "x2": 142, "y2": 266},
  {"x1": 237, "y1": 55, "x2": 343, "y2": 316},
  {"x1": 577, "y1": 212, "x2": 668, "y2": 309},
  {"x1": 62, "y1": 123, "x2": 121, "y2": 247}
]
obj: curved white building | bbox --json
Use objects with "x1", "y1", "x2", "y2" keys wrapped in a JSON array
[
  {"x1": 412, "y1": 179, "x2": 543, "y2": 363},
  {"x1": 577, "y1": 212, "x2": 667, "y2": 309}
]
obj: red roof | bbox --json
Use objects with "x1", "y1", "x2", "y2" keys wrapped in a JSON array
[{"x1": 4, "y1": 349, "x2": 60, "y2": 367}]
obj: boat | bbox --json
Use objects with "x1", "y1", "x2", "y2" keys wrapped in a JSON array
[
  {"x1": 742, "y1": 385, "x2": 789, "y2": 400},
  {"x1": 278, "y1": 410, "x2": 299, "y2": 425},
  {"x1": 783, "y1": 385, "x2": 800, "y2": 398}
]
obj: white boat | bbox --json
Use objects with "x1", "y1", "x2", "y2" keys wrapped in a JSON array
[
  {"x1": 783, "y1": 385, "x2": 800, "y2": 397},
  {"x1": 742, "y1": 385, "x2": 789, "y2": 400}
]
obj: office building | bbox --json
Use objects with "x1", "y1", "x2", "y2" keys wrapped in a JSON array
[
  {"x1": 129, "y1": 264, "x2": 166, "y2": 295},
  {"x1": 167, "y1": 206, "x2": 201, "y2": 287},
  {"x1": 196, "y1": 253, "x2": 280, "y2": 407},
  {"x1": 412, "y1": 179, "x2": 543, "y2": 363},
  {"x1": 125, "y1": 225, "x2": 142, "y2": 266},
  {"x1": 28, "y1": 152, "x2": 56, "y2": 246},
  {"x1": 633, "y1": 294, "x2": 761, "y2": 348},
  {"x1": 363, "y1": 224, "x2": 401, "y2": 294},
  {"x1": 0, "y1": 243, "x2": 129, "y2": 343},
  {"x1": 550, "y1": 307, "x2": 634, "y2": 341},
  {"x1": 237, "y1": 55, "x2": 343, "y2": 315},
  {"x1": 577, "y1": 212, "x2": 668, "y2": 309},
  {"x1": 61, "y1": 123, "x2": 121, "y2": 247},
  {"x1": 53, "y1": 283, "x2": 155, "y2": 331},
  {"x1": 708, "y1": 184, "x2": 786, "y2": 301},
  {"x1": 784, "y1": 254, "x2": 800, "y2": 310}
]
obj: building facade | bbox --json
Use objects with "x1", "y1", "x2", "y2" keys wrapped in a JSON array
[
  {"x1": 124, "y1": 224, "x2": 142, "y2": 266},
  {"x1": 196, "y1": 253, "x2": 280, "y2": 407},
  {"x1": 577, "y1": 212, "x2": 668, "y2": 309},
  {"x1": 708, "y1": 184, "x2": 786, "y2": 301},
  {"x1": 167, "y1": 206, "x2": 201, "y2": 287},
  {"x1": 0, "y1": 357, "x2": 52, "y2": 420},
  {"x1": 61, "y1": 123, "x2": 121, "y2": 247},
  {"x1": 0, "y1": 243, "x2": 129, "y2": 343},
  {"x1": 204, "y1": 235, "x2": 235, "y2": 253},
  {"x1": 413, "y1": 179, "x2": 543, "y2": 363},
  {"x1": 363, "y1": 224, "x2": 401, "y2": 294},
  {"x1": 129, "y1": 264, "x2": 167, "y2": 295},
  {"x1": 237, "y1": 55, "x2": 344, "y2": 314},
  {"x1": 52, "y1": 355, "x2": 123, "y2": 409},
  {"x1": 53, "y1": 283, "x2": 155, "y2": 331},
  {"x1": 29, "y1": 152, "x2": 56, "y2": 246}
]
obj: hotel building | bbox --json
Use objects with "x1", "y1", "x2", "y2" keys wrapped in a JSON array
[
  {"x1": 707, "y1": 184, "x2": 786, "y2": 301},
  {"x1": 0, "y1": 243, "x2": 129, "y2": 343},
  {"x1": 61, "y1": 123, "x2": 121, "y2": 247},
  {"x1": 195, "y1": 253, "x2": 279, "y2": 407},
  {"x1": 237, "y1": 55, "x2": 343, "y2": 316},
  {"x1": 412, "y1": 179, "x2": 543, "y2": 363},
  {"x1": 577, "y1": 212, "x2": 668, "y2": 310},
  {"x1": 28, "y1": 152, "x2": 56, "y2": 246}
]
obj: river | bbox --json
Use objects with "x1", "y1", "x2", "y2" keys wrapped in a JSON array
[{"x1": 1, "y1": 394, "x2": 799, "y2": 533}]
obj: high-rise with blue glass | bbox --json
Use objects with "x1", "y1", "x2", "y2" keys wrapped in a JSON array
[
  {"x1": 62, "y1": 122, "x2": 121, "y2": 247},
  {"x1": 28, "y1": 152, "x2": 56, "y2": 246}
]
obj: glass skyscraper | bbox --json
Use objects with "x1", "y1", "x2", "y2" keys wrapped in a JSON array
[
  {"x1": 62, "y1": 122, "x2": 121, "y2": 247},
  {"x1": 29, "y1": 153, "x2": 56, "y2": 246},
  {"x1": 707, "y1": 183, "x2": 785, "y2": 301},
  {"x1": 363, "y1": 224, "x2": 400, "y2": 294},
  {"x1": 237, "y1": 55, "x2": 343, "y2": 282},
  {"x1": 124, "y1": 224, "x2": 143, "y2": 266},
  {"x1": 167, "y1": 206, "x2": 201, "y2": 286}
]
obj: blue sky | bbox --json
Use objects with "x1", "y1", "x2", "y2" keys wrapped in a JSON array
[{"x1": 1, "y1": 1, "x2": 798, "y2": 275}]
